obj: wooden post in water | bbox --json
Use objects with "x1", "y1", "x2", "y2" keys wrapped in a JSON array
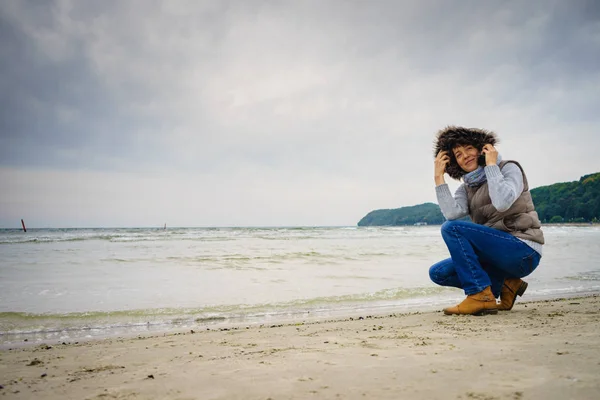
[{"x1": 21, "y1": 219, "x2": 27, "y2": 232}]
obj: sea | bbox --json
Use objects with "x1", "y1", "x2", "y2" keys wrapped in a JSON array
[{"x1": 1, "y1": 225, "x2": 599, "y2": 348}]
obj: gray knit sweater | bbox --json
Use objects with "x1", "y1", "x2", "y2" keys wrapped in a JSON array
[{"x1": 435, "y1": 163, "x2": 543, "y2": 256}]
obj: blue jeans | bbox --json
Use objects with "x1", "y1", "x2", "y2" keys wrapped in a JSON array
[{"x1": 429, "y1": 220, "x2": 541, "y2": 297}]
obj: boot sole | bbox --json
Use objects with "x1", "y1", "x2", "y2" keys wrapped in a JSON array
[
  {"x1": 516, "y1": 281, "x2": 528, "y2": 297},
  {"x1": 444, "y1": 308, "x2": 498, "y2": 316}
]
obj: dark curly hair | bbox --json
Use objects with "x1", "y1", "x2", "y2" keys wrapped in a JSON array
[{"x1": 434, "y1": 126, "x2": 498, "y2": 180}]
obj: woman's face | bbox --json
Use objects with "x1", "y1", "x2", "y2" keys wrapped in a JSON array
[{"x1": 452, "y1": 144, "x2": 480, "y2": 173}]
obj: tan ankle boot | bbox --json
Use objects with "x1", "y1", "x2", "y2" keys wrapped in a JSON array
[
  {"x1": 443, "y1": 287, "x2": 498, "y2": 316},
  {"x1": 498, "y1": 278, "x2": 528, "y2": 311}
]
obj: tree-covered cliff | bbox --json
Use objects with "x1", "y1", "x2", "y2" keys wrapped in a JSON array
[
  {"x1": 531, "y1": 172, "x2": 600, "y2": 223},
  {"x1": 357, "y1": 172, "x2": 600, "y2": 226},
  {"x1": 357, "y1": 203, "x2": 446, "y2": 226}
]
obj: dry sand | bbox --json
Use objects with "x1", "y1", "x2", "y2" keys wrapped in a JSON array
[{"x1": 1, "y1": 295, "x2": 599, "y2": 400}]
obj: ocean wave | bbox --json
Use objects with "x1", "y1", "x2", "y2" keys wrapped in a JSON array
[
  {"x1": 0, "y1": 235, "x2": 239, "y2": 245},
  {"x1": 0, "y1": 286, "x2": 454, "y2": 337},
  {"x1": 0, "y1": 231, "x2": 331, "y2": 244},
  {"x1": 564, "y1": 270, "x2": 600, "y2": 281},
  {"x1": 159, "y1": 251, "x2": 385, "y2": 267},
  {"x1": 0, "y1": 226, "x2": 431, "y2": 245}
]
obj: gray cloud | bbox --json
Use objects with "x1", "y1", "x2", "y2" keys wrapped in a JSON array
[{"x1": 1, "y1": 0, "x2": 599, "y2": 227}]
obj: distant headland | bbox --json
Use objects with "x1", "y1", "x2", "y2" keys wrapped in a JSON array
[{"x1": 357, "y1": 172, "x2": 600, "y2": 226}]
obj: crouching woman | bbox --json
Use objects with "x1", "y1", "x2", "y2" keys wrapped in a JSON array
[{"x1": 430, "y1": 126, "x2": 544, "y2": 315}]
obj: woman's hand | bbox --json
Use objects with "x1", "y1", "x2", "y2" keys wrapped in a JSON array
[
  {"x1": 434, "y1": 150, "x2": 450, "y2": 186},
  {"x1": 481, "y1": 144, "x2": 498, "y2": 166}
]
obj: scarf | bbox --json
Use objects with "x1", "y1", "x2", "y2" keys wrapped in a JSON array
[{"x1": 463, "y1": 154, "x2": 503, "y2": 188}]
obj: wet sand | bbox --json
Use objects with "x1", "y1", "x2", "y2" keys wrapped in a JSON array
[{"x1": 1, "y1": 295, "x2": 599, "y2": 399}]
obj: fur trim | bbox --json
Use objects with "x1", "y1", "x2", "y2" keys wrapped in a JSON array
[{"x1": 433, "y1": 126, "x2": 499, "y2": 180}]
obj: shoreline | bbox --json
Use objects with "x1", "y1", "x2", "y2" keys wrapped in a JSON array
[
  {"x1": 1, "y1": 295, "x2": 599, "y2": 399},
  {"x1": 4, "y1": 289, "x2": 599, "y2": 351}
]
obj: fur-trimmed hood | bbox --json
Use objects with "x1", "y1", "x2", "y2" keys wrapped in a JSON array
[{"x1": 434, "y1": 126, "x2": 498, "y2": 180}]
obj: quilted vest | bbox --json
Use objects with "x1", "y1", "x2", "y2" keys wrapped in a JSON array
[{"x1": 465, "y1": 160, "x2": 545, "y2": 245}]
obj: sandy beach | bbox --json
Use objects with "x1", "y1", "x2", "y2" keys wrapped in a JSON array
[{"x1": 1, "y1": 295, "x2": 599, "y2": 400}]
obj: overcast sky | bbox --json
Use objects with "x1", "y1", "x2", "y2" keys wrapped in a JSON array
[{"x1": 1, "y1": 0, "x2": 599, "y2": 228}]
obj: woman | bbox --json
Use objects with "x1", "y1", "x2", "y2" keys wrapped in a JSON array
[{"x1": 430, "y1": 126, "x2": 544, "y2": 315}]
